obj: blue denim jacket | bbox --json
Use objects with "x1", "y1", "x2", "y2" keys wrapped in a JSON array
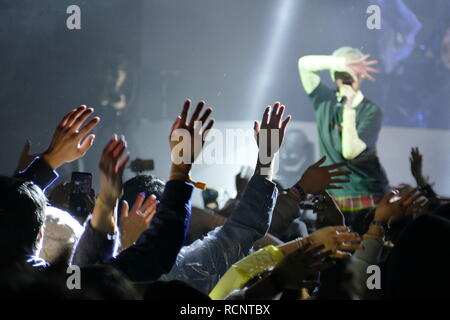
[{"x1": 159, "y1": 174, "x2": 278, "y2": 294}]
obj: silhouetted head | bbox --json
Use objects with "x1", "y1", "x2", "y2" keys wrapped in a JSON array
[
  {"x1": 0, "y1": 176, "x2": 46, "y2": 261},
  {"x1": 118, "y1": 175, "x2": 165, "y2": 222}
]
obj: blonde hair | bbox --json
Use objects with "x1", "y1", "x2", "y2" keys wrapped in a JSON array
[{"x1": 330, "y1": 46, "x2": 364, "y2": 82}]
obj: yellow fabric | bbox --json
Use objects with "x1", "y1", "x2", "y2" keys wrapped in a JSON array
[{"x1": 209, "y1": 245, "x2": 285, "y2": 300}]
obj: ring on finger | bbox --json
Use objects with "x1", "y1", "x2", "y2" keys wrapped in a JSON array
[{"x1": 136, "y1": 209, "x2": 145, "y2": 217}]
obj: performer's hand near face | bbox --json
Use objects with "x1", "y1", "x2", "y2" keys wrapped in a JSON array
[
  {"x1": 335, "y1": 54, "x2": 379, "y2": 97},
  {"x1": 345, "y1": 54, "x2": 379, "y2": 83}
]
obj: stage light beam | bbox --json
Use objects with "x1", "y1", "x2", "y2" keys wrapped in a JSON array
[{"x1": 248, "y1": 0, "x2": 298, "y2": 116}]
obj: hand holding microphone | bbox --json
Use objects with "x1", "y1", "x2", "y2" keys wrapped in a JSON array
[{"x1": 336, "y1": 82, "x2": 357, "y2": 109}]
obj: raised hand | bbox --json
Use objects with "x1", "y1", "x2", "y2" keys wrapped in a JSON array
[
  {"x1": 346, "y1": 53, "x2": 380, "y2": 82},
  {"x1": 169, "y1": 99, "x2": 214, "y2": 177},
  {"x1": 374, "y1": 188, "x2": 422, "y2": 225},
  {"x1": 296, "y1": 156, "x2": 351, "y2": 194},
  {"x1": 235, "y1": 166, "x2": 252, "y2": 199},
  {"x1": 410, "y1": 147, "x2": 427, "y2": 186},
  {"x1": 42, "y1": 105, "x2": 100, "y2": 169},
  {"x1": 119, "y1": 193, "x2": 158, "y2": 251},
  {"x1": 91, "y1": 135, "x2": 130, "y2": 233},
  {"x1": 97, "y1": 135, "x2": 130, "y2": 208},
  {"x1": 269, "y1": 242, "x2": 334, "y2": 290},
  {"x1": 254, "y1": 102, "x2": 291, "y2": 176},
  {"x1": 306, "y1": 226, "x2": 362, "y2": 259}
]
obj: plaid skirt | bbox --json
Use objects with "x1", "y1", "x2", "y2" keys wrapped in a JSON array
[{"x1": 333, "y1": 194, "x2": 383, "y2": 212}]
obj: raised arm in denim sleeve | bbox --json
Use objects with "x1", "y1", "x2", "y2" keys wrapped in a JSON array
[
  {"x1": 159, "y1": 174, "x2": 278, "y2": 294},
  {"x1": 106, "y1": 179, "x2": 193, "y2": 282},
  {"x1": 15, "y1": 156, "x2": 59, "y2": 191}
]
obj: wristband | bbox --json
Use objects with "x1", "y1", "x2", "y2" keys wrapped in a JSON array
[
  {"x1": 170, "y1": 171, "x2": 206, "y2": 190},
  {"x1": 288, "y1": 186, "x2": 301, "y2": 199},
  {"x1": 294, "y1": 183, "x2": 307, "y2": 198},
  {"x1": 287, "y1": 183, "x2": 307, "y2": 202}
]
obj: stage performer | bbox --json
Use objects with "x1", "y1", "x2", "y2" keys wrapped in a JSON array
[{"x1": 297, "y1": 46, "x2": 390, "y2": 234}]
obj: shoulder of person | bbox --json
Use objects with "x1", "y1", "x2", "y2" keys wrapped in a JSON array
[{"x1": 361, "y1": 99, "x2": 383, "y2": 116}]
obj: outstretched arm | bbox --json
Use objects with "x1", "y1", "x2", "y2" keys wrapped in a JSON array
[
  {"x1": 160, "y1": 172, "x2": 278, "y2": 294},
  {"x1": 70, "y1": 135, "x2": 129, "y2": 266},
  {"x1": 348, "y1": 189, "x2": 421, "y2": 298},
  {"x1": 410, "y1": 147, "x2": 429, "y2": 188},
  {"x1": 109, "y1": 178, "x2": 194, "y2": 282},
  {"x1": 111, "y1": 100, "x2": 214, "y2": 282},
  {"x1": 15, "y1": 105, "x2": 99, "y2": 191},
  {"x1": 225, "y1": 243, "x2": 334, "y2": 300},
  {"x1": 15, "y1": 156, "x2": 59, "y2": 192},
  {"x1": 298, "y1": 55, "x2": 347, "y2": 94},
  {"x1": 73, "y1": 100, "x2": 214, "y2": 283},
  {"x1": 160, "y1": 102, "x2": 290, "y2": 293},
  {"x1": 213, "y1": 226, "x2": 361, "y2": 300}
]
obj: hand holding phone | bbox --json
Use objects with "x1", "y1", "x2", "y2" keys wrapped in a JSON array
[{"x1": 69, "y1": 172, "x2": 93, "y2": 220}]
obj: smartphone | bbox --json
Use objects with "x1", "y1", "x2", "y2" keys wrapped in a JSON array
[{"x1": 69, "y1": 172, "x2": 92, "y2": 219}]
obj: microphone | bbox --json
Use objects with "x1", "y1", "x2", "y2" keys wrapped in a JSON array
[{"x1": 335, "y1": 90, "x2": 347, "y2": 107}]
